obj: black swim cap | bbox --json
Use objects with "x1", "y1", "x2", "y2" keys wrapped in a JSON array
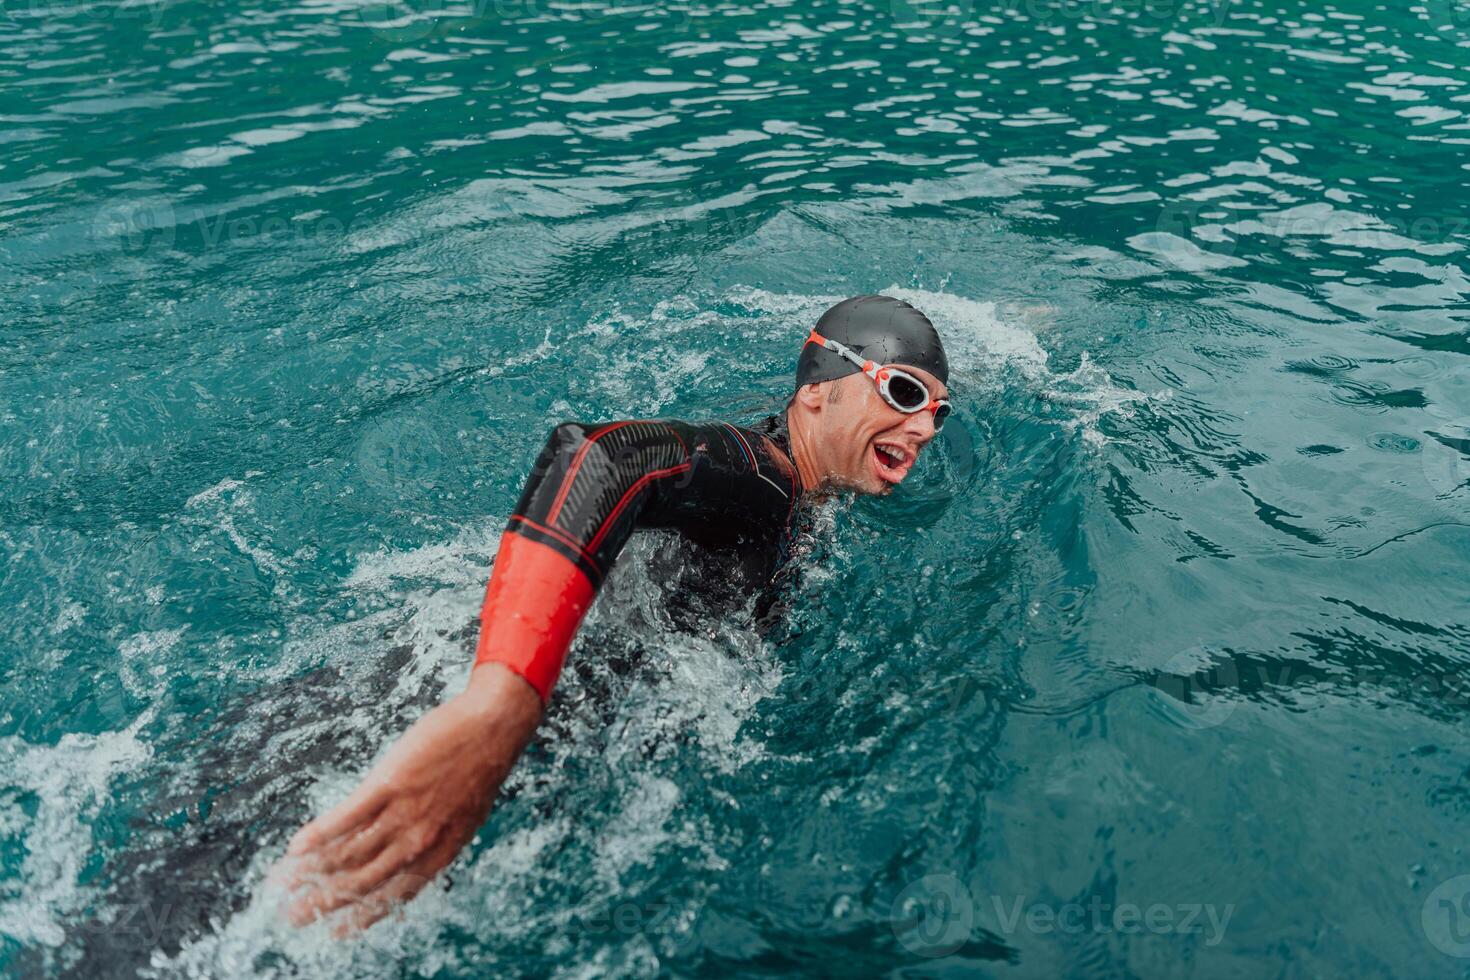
[{"x1": 796, "y1": 295, "x2": 949, "y2": 388}]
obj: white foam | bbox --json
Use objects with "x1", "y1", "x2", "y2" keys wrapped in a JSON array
[
  {"x1": 883, "y1": 285, "x2": 1055, "y2": 378},
  {"x1": 343, "y1": 524, "x2": 499, "y2": 592},
  {"x1": 156, "y1": 517, "x2": 777, "y2": 972},
  {"x1": 183, "y1": 477, "x2": 292, "y2": 580},
  {"x1": 0, "y1": 711, "x2": 153, "y2": 948},
  {"x1": 118, "y1": 627, "x2": 190, "y2": 698},
  {"x1": 576, "y1": 285, "x2": 1132, "y2": 435}
]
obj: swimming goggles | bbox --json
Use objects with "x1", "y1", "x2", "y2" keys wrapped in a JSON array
[{"x1": 805, "y1": 330, "x2": 952, "y2": 430}]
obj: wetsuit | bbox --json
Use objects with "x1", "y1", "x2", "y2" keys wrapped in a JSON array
[{"x1": 475, "y1": 414, "x2": 805, "y2": 701}]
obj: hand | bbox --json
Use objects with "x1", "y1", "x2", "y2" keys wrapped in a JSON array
[{"x1": 272, "y1": 663, "x2": 542, "y2": 935}]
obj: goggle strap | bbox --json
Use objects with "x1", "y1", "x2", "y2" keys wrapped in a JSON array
[{"x1": 803, "y1": 329, "x2": 951, "y2": 427}]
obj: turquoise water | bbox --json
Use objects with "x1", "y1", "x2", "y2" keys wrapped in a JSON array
[{"x1": 4, "y1": 0, "x2": 1470, "y2": 974}]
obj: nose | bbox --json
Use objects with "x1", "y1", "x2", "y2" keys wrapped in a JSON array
[{"x1": 902, "y1": 407, "x2": 937, "y2": 444}]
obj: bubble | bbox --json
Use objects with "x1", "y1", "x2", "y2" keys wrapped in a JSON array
[
  {"x1": 1288, "y1": 354, "x2": 1357, "y2": 377},
  {"x1": 1366, "y1": 432, "x2": 1421, "y2": 455},
  {"x1": 1395, "y1": 355, "x2": 1445, "y2": 382}
]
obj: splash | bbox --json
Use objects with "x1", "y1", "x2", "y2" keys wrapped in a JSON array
[
  {"x1": 0, "y1": 711, "x2": 153, "y2": 950},
  {"x1": 148, "y1": 525, "x2": 779, "y2": 975}
]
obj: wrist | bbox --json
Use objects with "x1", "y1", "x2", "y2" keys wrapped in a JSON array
[{"x1": 459, "y1": 662, "x2": 544, "y2": 734}]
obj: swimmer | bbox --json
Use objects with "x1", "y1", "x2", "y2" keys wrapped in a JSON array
[{"x1": 274, "y1": 295, "x2": 952, "y2": 933}]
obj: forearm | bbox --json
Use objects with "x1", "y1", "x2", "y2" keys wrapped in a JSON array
[{"x1": 448, "y1": 662, "x2": 544, "y2": 803}]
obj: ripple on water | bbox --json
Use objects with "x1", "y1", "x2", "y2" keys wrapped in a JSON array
[{"x1": 7, "y1": 0, "x2": 1470, "y2": 975}]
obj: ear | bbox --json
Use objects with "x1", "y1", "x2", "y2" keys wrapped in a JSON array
[{"x1": 794, "y1": 381, "x2": 826, "y2": 410}]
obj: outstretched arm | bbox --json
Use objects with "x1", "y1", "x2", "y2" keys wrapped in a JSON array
[
  {"x1": 274, "y1": 660, "x2": 540, "y2": 934},
  {"x1": 275, "y1": 420, "x2": 792, "y2": 933}
]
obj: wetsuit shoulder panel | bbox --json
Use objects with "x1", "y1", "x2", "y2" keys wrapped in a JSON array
[{"x1": 476, "y1": 417, "x2": 801, "y2": 701}]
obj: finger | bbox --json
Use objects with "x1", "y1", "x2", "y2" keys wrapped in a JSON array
[
  {"x1": 266, "y1": 852, "x2": 329, "y2": 925},
  {"x1": 287, "y1": 835, "x2": 414, "y2": 925},
  {"x1": 331, "y1": 870, "x2": 433, "y2": 937},
  {"x1": 278, "y1": 814, "x2": 394, "y2": 896},
  {"x1": 266, "y1": 851, "x2": 314, "y2": 892},
  {"x1": 288, "y1": 781, "x2": 392, "y2": 857},
  {"x1": 316, "y1": 817, "x2": 397, "y2": 876}
]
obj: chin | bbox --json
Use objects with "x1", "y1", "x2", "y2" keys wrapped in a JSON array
[{"x1": 844, "y1": 469, "x2": 895, "y2": 497}]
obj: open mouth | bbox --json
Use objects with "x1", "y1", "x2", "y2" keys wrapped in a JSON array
[{"x1": 871, "y1": 441, "x2": 915, "y2": 485}]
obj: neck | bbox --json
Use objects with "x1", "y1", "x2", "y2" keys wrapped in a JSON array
[{"x1": 784, "y1": 404, "x2": 823, "y2": 493}]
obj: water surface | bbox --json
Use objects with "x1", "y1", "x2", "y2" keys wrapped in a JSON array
[{"x1": 3, "y1": 0, "x2": 1470, "y2": 975}]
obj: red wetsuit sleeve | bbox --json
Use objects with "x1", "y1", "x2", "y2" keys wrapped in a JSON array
[{"x1": 474, "y1": 531, "x2": 596, "y2": 702}]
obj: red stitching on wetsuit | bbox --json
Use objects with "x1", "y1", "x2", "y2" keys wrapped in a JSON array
[
  {"x1": 585, "y1": 463, "x2": 692, "y2": 555},
  {"x1": 545, "y1": 420, "x2": 639, "y2": 526},
  {"x1": 509, "y1": 513, "x2": 600, "y2": 568}
]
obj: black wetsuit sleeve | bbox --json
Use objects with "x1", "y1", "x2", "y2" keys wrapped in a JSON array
[{"x1": 505, "y1": 419, "x2": 802, "y2": 589}]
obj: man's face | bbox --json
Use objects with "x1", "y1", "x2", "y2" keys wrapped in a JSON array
[{"x1": 813, "y1": 364, "x2": 949, "y2": 495}]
